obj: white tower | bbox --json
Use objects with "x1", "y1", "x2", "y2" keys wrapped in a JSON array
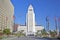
[{"x1": 26, "y1": 4, "x2": 35, "y2": 35}]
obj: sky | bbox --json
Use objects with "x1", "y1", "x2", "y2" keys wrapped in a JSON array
[{"x1": 11, "y1": 0, "x2": 60, "y2": 30}]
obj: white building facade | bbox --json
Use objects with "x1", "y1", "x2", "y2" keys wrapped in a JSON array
[
  {"x1": 0, "y1": 0, "x2": 14, "y2": 32},
  {"x1": 26, "y1": 5, "x2": 35, "y2": 35},
  {"x1": 18, "y1": 5, "x2": 44, "y2": 35}
]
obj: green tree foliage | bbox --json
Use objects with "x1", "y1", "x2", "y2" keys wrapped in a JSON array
[
  {"x1": 3, "y1": 28, "x2": 11, "y2": 35},
  {"x1": 41, "y1": 29, "x2": 48, "y2": 37},
  {"x1": 0, "y1": 30, "x2": 3, "y2": 36},
  {"x1": 16, "y1": 30, "x2": 25, "y2": 37},
  {"x1": 49, "y1": 30, "x2": 56, "y2": 37},
  {"x1": 36, "y1": 30, "x2": 41, "y2": 37}
]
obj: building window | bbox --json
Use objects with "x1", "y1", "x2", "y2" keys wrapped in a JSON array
[{"x1": 29, "y1": 9, "x2": 32, "y2": 11}]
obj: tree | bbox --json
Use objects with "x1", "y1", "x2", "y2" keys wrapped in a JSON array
[
  {"x1": 49, "y1": 30, "x2": 57, "y2": 38},
  {"x1": 41, "y1": 29, "x2": 48, "y2": 37},
  {"x1": 36, "y1": 30, "x2": 42, "y2": 37},
  {"x1": 16, "y1": 30, "x2": 25, "y2": 37},
  {"x1": 0, "y1": 30, "x2": 3, "y2": 36},
  {"x1": 3, "y1": 28, "x2": 11, "y2": 35}
]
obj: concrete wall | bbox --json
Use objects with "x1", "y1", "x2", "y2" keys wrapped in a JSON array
[
  {"x1": 18, "y1": 25, "x2": 27, "y2": 33},
  {"x1": 35, "y1": 26, "x2": 44, "y2": 32}
]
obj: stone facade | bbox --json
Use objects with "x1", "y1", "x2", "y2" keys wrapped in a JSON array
[{"x1": 0, "y1": 0, "x2": 14, "y2": 32}]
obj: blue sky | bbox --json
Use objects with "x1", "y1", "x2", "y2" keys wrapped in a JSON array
[{"x1": 11, "y1": 0, "x2": 60, "y2": 30}]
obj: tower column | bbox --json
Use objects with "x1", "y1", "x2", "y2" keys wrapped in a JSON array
[{"x1": 26, "y1": 4, "x2": 35, "y2": 36}]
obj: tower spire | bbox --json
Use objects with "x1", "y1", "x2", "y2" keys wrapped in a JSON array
[
  {"x1": 28, "y1": 4, "x2": 33, "y2": 9},
  {"x1": 28, "y1": 4, "x2": 34, "y2": 13}
]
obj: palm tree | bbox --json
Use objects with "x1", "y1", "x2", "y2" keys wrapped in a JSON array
[
  {"x1": 49, "y1": 30, "x2": 56, "y2": 38},
  {"x1": 17, "y1": 30, "x2": 25, "y2": 36},
  {"x1": 41, "y1": 29, "x2": 48, "y2": 37},
  {"x1": 36, "y1": 30, "x2": 41, "y2": 37}
]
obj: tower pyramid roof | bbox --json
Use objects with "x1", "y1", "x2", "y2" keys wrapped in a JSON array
[{"x1": 28, "y1": 4, "x2": 33, "y2": 9}]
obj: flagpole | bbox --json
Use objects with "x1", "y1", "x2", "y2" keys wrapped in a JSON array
[
  {"x1": 54, "y1": 17, "x2": 58, "y2": 37},
  {"x1": 58, "y1": 18, "x2": 60, "y2": 37},
  {"x1": 13, "y1": 15, "x2": 15, "y2": 32},
  {"x1": 46, "y1": 16, "x2": 50, "y2": 37}
]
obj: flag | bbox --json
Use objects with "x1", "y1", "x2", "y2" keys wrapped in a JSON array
[
  {"x1": 58, "y1": 18, "x2": 60, "y2": 21},
  {"x1": 46, "y1": 16, "x2": 49, "y2": 21},
  {"x1": 13, "y1": 15, "x2": 15, "y2": 24},
  {"x1": 13, "y1": 15, "x2": 15, "y2": 19},
  {"x1": 46, "y1": 16, "x2": 49, "y2": 32},
  {"x1": 54, "y1": 17, "x2": 58, "y2": 36},
  {"x1": 54, "y1": 17, "x2": 57, "y2": 21},
  {"x1": 25, "y1": 21, "x2": 26, "y2": 26},
  {"x1": 54, "y1": 17, "x2": 57, "y2": 26}
]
